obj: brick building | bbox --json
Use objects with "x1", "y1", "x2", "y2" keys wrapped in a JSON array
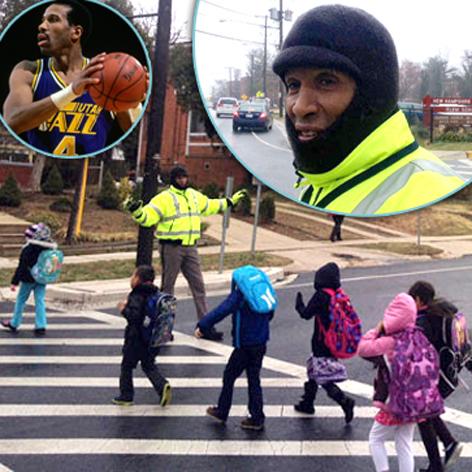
[{"x1": 138, "y1": 83, "x2": 251, "y2": 190}]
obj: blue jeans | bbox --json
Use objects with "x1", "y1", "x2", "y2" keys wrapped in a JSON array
[
  {"x1": 11, "y1": 282, "x2": 47, "y2": 329},
  {"x1": 217, "y1": 344, "x2": 266, "y2": 423}
]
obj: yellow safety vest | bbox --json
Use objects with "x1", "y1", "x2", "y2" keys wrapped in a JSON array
[
  {"x1": 132, "y1": 186, "x2": 228, "y2": 246},
  {"x1": 298, "y1": 111, "x2": 466, "y2": 215}
]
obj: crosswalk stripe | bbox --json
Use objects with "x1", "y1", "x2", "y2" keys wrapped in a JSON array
[
  {"x1": 0, "y1": 377, "x2": 301, "y2": 388},
  {"x1": 0, "y1": 404, "x2": 378, "y2": 418},
  {"x1": 0, "y1": 356, "x2": 227, "y2": 364},
  {"x1": 0, "y1": 464, "x2": 14, "y2": 472},
  {"x1": 0, "y1": 338, "x2": 124, "y2": 345},
  {"x1": 0, "y1": 439, "x2": 470, "y2": 456},
  {"x1": 0, "y1": 324, "x2": 121, "y2": 330}
]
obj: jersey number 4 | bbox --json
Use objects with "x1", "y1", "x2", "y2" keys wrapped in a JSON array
[{"x1": 53, "y1": 136, "x2": 76, "y2": 156}]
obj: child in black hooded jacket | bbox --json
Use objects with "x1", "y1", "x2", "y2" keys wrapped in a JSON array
[{"x1": 294, "y1": 262, "x2": 355, "y2": 423}]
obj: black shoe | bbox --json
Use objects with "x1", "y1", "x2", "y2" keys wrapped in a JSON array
[
  {"x1": 206, "y1": 406, "x2": 226, "y2": 424},
  {"x1": 445, "y1": 441, "x2": 462, "y2": 469},
  {"x1": 240, "y1": 417, "x2": 264, "y2": 431},
  {"x1": 112, "y1": 396, "x2": 134, "y2": 406},
  {"x1": 201, "y1": 329, "x2": 224, "y2": 341},
  {"x1": 294, "y1": 402, "x2": 315, "y2": 415},
  {"x1": 1, "y1": 320, "x2": 17, "y2": 333},
  {"x1": 34, "y1": 328, "x2": 46, "y2": 336},
  {"x1": 341, "y1": 398, "x2": 355, "y2": 424}
]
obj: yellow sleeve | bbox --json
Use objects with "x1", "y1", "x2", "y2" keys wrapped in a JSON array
[{"x1": 131, "y1": 193, "x2": 167, "y2": 227}]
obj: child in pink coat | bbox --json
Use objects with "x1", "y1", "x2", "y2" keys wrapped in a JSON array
[{"x1": 358, "y1": 293, "x2": 417, "y2": 472}]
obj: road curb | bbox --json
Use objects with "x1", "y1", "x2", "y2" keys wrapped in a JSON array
[{"x1": 38, "y1": 267, "x2": 285, "y2": 308}]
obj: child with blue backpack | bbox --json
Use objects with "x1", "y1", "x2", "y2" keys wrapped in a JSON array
[
  {"x1": 359, "y1": 292, "x2": 444, "y2": 472},
  {"x1": 294, "y1": 262, "x2": 357, "y2": 423},
  {"x1": 113, "y1": 265, "x2": 171, "y2": 407},
  {"x1": 195, "y1": 265, "x2": 277, "y2": 431},
  {"x1": 1, "y1": 223, "x2": 59, "y2": 335}
]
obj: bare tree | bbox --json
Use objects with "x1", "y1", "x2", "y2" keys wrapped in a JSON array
[{"x1": 399, "y1": 60, "x2": 422, "y2": 102}]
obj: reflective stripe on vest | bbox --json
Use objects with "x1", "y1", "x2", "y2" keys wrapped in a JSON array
[{"x1": 352, "y1": 158, "x2": 461, "y2": 214}]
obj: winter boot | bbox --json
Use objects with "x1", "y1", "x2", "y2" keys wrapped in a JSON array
[{"x1": 294, "y1": 380, "x2": 317, "y2": 414}]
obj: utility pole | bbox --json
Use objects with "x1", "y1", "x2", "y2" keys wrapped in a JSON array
[
  {"x1": 263, "y1": 15, "x2": 268, "y2": 97},
  {"x1": 136, "y1": 0, "x2": 172, "y2": 266},
  {"x1": 278, "y1": 0, "x2": 284, "y2": 118}
]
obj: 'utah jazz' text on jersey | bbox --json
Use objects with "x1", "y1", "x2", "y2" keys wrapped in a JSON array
[{"x1": 26, "y1": 58, "x2": 114, "y2": 156}]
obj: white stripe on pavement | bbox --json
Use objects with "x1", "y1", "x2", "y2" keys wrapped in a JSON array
[
  {"x1": 0, "y1": 404, "x2": 378, "y2": 418},
  {"x1": 0, "y1": 338, "x2": 124, "y2": 346},
  {"x1": 0, "y1": 439, "x2": 470, "y2": 457},
  {"x1": 0, "y1": 324, "x2": 121, "y2": 330},
  {"x1": 0, "y1": 464, "x2": 14, "y2": 472},
  {"x1": 0, "y1": 356, "x2": 226, "y2": 365},
  {"x1": 0, "y1": 377, "x2": 301, "y2": 388}
]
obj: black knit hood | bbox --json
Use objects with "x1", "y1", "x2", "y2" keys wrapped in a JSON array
[
  {"x1": 314, "y1": 262, "x2": 341, "y2": 290},
  {"x1": 272, "y1": 4, "x2": 399, "y2": 174}
]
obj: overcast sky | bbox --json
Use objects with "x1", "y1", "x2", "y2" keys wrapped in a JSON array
[{"x1": 194, "y1": 0, "x2": 471, "y2": 97}]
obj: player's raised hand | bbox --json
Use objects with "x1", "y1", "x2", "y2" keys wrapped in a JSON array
[{"x1": 71, "y1": 52, "x2": 106, "y2": 96}]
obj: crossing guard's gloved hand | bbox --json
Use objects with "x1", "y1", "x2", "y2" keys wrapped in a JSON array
[
  {"x1": 123, "y1": 196, "x2": 143, "y2": 214},
  {"x1": 228, "y1": 189, "x2": 247, "y2": 208}
]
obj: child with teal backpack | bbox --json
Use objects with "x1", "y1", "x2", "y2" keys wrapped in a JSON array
[
  {"x1": 1, "y1": 223, "x2": 62, "y2": 335},
  {"x1": 195, "y1": 265, "x2": 277, "y2": 431}
]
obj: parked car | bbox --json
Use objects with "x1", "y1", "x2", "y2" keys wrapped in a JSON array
[
  {"x1": 232, "y1": 101, "x2": 273, "y2": 132},
  {"x1": 216, "y1": 97, "x2": 239, "y2": 117}
]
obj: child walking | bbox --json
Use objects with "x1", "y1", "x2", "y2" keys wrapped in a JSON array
[
  {"x1": 409, "y1": 281, "x2": 470, "y2": 472},
  {"x1": 1, "y1": 223, "x2": 57, "y2": 335},
  {"x1": 294, "y1": 262, "x2": 356, "y2": 423},
  {"x1": 195, "y1": 265, "x2": 276, "y2": 431},
  {"x1": 113, "y1": 265, "x2": 171, "y2": 407},
  {"x1": 358, "y1": 292, "x2": 444, "y2": 472}
]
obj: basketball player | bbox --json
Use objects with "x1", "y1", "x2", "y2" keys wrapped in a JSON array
[{"x1": 3, "y1": 0, "x2": 146, "y2": 156}]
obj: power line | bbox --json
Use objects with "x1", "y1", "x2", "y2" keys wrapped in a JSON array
[
  {"x1": 196, "y1": 29, "x2": 279, "y2": 47},
  {"x1": 200, "y1": 0, "x2": 253, "y2": 17}
]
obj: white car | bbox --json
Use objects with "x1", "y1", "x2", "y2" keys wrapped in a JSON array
[{"x1": 215, "y1": 97, "x2": 239, "y2": 118}]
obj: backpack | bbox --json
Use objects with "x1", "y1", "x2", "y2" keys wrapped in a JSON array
[
  {"x1": 232, "y1": 265, "x2": 278, "y2": 314},
  {"x1": 30, "y1": 249, "x2": 64, "y2": 284},
  {"x1": 318, "y1": 288, "x2": 362, "y2": 359},
  {"x1": 142, "y1": 293, "x2": 177, "y2": 349},
  {"x1": 389, "y1": 327, "x2": 444, "y2": 422},
  {"x1": 439, "y1": 312, "x2": 472, "y2": 397}
]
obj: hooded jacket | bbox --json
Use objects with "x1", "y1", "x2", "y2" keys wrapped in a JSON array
[
  {"x1": 295, "y1": 262, "x2": 341, "y2": 358},
  {"x1": 358, "y1": 293, "x2": 417, "y2": 412},
  {"x1": 197, "y1": 287, "x2": 273, "y2": 348},
  {"x1": 11, "y1": 239, "x2": 58, "y2": 285}
]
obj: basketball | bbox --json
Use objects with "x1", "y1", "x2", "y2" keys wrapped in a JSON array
[{"x1": 89, "y1": 52, "x2": 147, "y2": 113}]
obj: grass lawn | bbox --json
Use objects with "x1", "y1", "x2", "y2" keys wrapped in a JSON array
[
  {"x1": 0, "y1": 251, "x2": 292, "y2": 287},
  {"x1": 425, "y1": 142, "x2": 472, "y2": 151},
  {"x1": 353, "y1": 242, "x2": 443, "y2": 257}
]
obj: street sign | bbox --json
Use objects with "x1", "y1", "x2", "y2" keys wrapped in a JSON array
[{"x1": 423, "y1": 95, "x2": 472, "y2": 106}]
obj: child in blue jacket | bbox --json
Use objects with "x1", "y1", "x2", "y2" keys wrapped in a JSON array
[{"x1": 195, "y1": 273, "x2": 275, "y2": 431}]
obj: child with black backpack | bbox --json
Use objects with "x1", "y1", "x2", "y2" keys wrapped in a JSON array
[
  {"x1": 294, "y1": 262, "x2": 358, "y2": 423},
  {"x1": 113, "y1": 265, "x2": 171, "y2": 407},
  {"x1": 409, "y1": 281, "x2": 472, "y2": 472},
  {"x1": 195, "y1": 265, "x2": 277, "y2": 431},
  {"x1": 1, "y1": 223, "x2": 60, "y2": 335}
]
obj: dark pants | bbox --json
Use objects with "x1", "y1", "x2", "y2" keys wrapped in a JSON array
[
  {"x1": 120, "y1": 348, "x2": 167, "y2": 400},
  {"x1": 419, "y1": 415, "x2": 455, "y2": 471},
  {"x1": 301, "y1": 378, "x2": 351, "y2": 407},
  {"x1": 217, "y1": 345, "x2": 266, "y2": 423},
  {"x1": 330, "y1": 215, "x2": 344, "y2": 242}
]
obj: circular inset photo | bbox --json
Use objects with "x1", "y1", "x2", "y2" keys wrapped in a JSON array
[
  {"x1": 193, "y1": 0, "x2": 471, "y2": 216},
  {"x1": 0, "y1": 0, "x2": 151, "y2": 159}
]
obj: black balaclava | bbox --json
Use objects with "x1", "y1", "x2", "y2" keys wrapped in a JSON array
[
  {"x1": 314, "y1": 262, "x2": 341, "y2": 290},
  {"x1": 170, "y1": 165, "x2": 189, "y2": 190},
  {"x1": 272, "y1": 5, "x2": 399, "y2": 174}
]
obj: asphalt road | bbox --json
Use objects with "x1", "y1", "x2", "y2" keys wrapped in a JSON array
[
  {"x1": 212, "y1": 111, "x2": 472, "y2": 201},
  {"x1": 1, "y1": 257, "x2": 472, "y2": 471}
]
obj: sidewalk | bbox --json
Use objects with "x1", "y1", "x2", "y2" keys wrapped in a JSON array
[{"x1": 2, "y1": 211, "x2": 472, "y2": 307}]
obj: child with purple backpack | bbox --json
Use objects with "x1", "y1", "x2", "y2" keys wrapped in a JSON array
[
  {"x1": 294, "y1": 262, "x2": 359, "y2": 423},
  {"x1": 358, "y1": 292, "x2": 444, "y2": 472}
]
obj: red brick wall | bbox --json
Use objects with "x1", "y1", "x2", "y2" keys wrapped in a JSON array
[{"x1": 0, "y1": 162, "x2": 32, "y2": 189}]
